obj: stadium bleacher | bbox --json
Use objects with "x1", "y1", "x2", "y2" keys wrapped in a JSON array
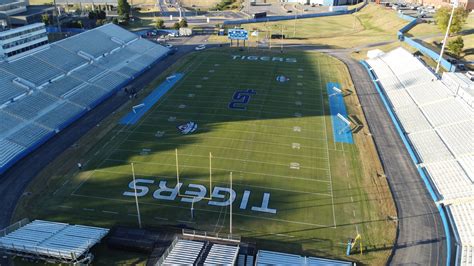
[
  {"x1": 366, "y1": 47, "x2": 474, "y2": 266},
  {"x1": 0, "y1": 23, "x2": 169, "y2": 174}
]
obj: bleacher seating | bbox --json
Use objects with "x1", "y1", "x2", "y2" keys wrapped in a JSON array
[
  {"x1": 421, "y1": 98, "x2": 471, "y2": 127},
  {"x1": 70, "y1": 63, "x2": 108, "y2": 82},
  {"x1": 66, "y1": 84, "x2": 109, "y2": 108},
  {"x1": 6, "y1": 123, "x2": 52, "y2": 147},
  {"x1": 162, "y1": 240, "x2": 204, "y2": 265},
  {"x1": 408, "y1": 130, "x2": 454, "y2": 163},
  {"x1": 41, "y1": 76, "x2": 83, "y2": 98},
  {"x1": 0, "y1": 111, "x2": 24, "y2": 136},
  {"x1": 0, "y1": 23, "x2": 169, "y2": 174},
  {"x1": 0, "y1": 69, "x2": 28, "y2": 104},
  {"x1": 423, "y1": 160, "x2": 473, "y2": 200},
  {"x1": 394, "y1": 106, "x2": 432, "y2": 133},
  {"x1": 367, "y1": 47, "x2": 474, "y2": 266},
  {"x1": 0, "y1": 139, "x2": 26, "y2": 169},
  {"x1": 33, "y1": 45, "x2": 88, "y2": 71},
  {"x1": 203, "y1": 244, "x2": 239, "y2": 265},
  {"x1": 93, "y1": 72, "x2": 129, "y2": 91},
  {"x1": 437, "y1": 121, "x2": 473, "y2": 158},
  {"x1": 57, "y1": 29, "x2": 121, "y2": 59},
  {"x1": 35, "y1": 103, "x2": 85, "y2": 130},
  {"x1": 3, "y1": 92, "x2": 58, "y2": 120},
  {"x1": 0, "y1": 55, "x2": 64, "y2": 86}
]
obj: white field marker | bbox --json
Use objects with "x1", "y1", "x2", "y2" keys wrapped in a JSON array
[
  {"x1": 290, "y1": 162, "x2": 300, "y2": 170},
  {"x1": 293, "y1": 126, "x2": 301, "y2": 132},
  {"x1": 292, "y1": 143, "x2": 301, "y2": 149},
  {"x1": 168, "y1": 116, "x2": 176, "y2": 122}
]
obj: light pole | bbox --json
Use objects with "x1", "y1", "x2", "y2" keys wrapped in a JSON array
[{"x1": 436, "y1": 0, "x2": 458, "y2": 73}]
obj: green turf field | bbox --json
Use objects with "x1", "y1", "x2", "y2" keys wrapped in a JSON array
[{"x1": 16, "y1": 49, "x2": 396, "y2": 264}]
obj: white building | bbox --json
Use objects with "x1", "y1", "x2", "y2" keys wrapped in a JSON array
[{"x1": 0, "y1": 22, "x2": 48, "y2": 61}]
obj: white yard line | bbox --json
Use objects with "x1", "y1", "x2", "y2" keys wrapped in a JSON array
[
  {"x1": 95, "y1": 168, "x2": 332, "y2": 193},
  {"x1": 114, "y1": 145, "x2": 329, "y2": 161},
  {"x1": 124, "y1": 136, "x2": 337, "y2": 152},
  {"x1": 119, "y1": 127, "x2": 327, "y2": 142},
  {"x1": 318, "y1": 60, "x2": 337, "y2": 229}
]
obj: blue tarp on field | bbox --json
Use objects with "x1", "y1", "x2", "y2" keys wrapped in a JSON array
[
  {"x1": 120, "y1": 73, "x2": 183, "y2": 125},
  {"x1": 326, "y1": 82, "x2": 353, "y2": 144}
]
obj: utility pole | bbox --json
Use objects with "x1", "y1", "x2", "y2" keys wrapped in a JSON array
[
  {"x1": 280, "y1": 24, "x2": 284, "y2": 53},
  {"x1": 131, "y1": 163, "x2": 142, "y2": 229},
  {"x1": 293, "y1": 11, "x2": 297, "y2": 37},
  {"x1": 436, "y1": 0, "x2": 457, "y2": 73}
]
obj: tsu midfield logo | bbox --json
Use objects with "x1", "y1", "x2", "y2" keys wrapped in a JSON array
[{"x1": 229, "y1": 89, "x2": 256, "y2": 110}]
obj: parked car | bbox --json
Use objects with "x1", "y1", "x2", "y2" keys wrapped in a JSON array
[
  {"x1": 466, "y1": 71, "x2": 474, "y2": 81},
  {"x1": 195, "y1": 44, "x2": 206, "y2": 51}
]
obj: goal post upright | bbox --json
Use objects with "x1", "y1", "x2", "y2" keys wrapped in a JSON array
[
  {"x1": 175, "y1": 148, "x2": 213, "y2": 200},
  {"x1": 209, "y1": 152, "x2": 212, "y2": 199},
  {"x1": 175, "y1": 148, "x2": 180, "y2": 187}
]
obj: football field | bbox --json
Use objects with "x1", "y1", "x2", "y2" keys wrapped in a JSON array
[{"x1": 20, "y1": 49, "x2": 395, "y2": 262}]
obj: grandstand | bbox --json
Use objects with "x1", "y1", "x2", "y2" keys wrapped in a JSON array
[
  {"x1": 0, "y1": 23, "x2": 169, "y2": 174},
  {"x1": 366, "y1": 47, "x2": 474, "y2": 266}
]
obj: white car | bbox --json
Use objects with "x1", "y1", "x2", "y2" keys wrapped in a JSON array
[
  {"x1": 195, "y1": 45, "x2": 206, "y2": 51},
  {"x1": 466, "y1": 71, "x2": 474, "y2": 81}
]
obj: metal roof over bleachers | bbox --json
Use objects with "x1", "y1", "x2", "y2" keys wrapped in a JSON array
[{"x1": 0, "y1": 219, "x2": 109, "y2": 263}]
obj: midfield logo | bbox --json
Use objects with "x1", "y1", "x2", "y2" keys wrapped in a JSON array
[{"x1": 229, "y1": 89, "x2": 256, "y2": 110}]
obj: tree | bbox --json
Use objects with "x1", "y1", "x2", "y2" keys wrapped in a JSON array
[
  {"x1": 179, "y1": 19, "x2": 188, "y2": 28},
  {"x1": 155, "y1": 18, "x2": 165, "y2": 29},
  {"x1": 117, "y1": 0, "x2": 131, "y2": 20},
  {"x1": 434, "y1": 6, "x2": 469, "y2": 35},
  {"x1": 172, "y1": 22, "x2": 180, "y2": 30},
  {"x1": 447, "y1": 36, "x2": 464, "y2": 57},
  {"x1": 41, "y1": 13, "x2": 52, "y2": 25}
]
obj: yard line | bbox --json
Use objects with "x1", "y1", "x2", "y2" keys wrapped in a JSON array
[
  {"x1": 124, "y1": 136, "x2": 334, "y2": 152},
  {"x1": 139, "y1": 118, "x2": 326, "y2": 134},
  {"x1": 114, "y1": 145, "x2": 329, "y2": 161},
  {"x1": 71, "y1": 193, "x2": 332, "y2": 228},
  {"x1": 121, "y1": 128, "x2": 327, "y2": 142},
  {"x1": 96, "y1": 166, "x2": 332, "y2": 189},
  {"x1": 145, "y1": 106, "x2": 323, "y2": 119},
  {"x1": 318, "y1": 60, "x2": 337, "y2": 229},
  {"x1": 102, "y1": 210, "x2": 119, "y2": 215},
  {"x1": 161, "y1": 98, "x2": 324, "y2": 111},
  {"x1": 113, "y1": 152, "x2": 330, "y2": 172}
]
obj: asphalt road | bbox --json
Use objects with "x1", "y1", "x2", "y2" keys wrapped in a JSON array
[{"x1": 328, "y1": 51, "x2": 449, "y2": 266}]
